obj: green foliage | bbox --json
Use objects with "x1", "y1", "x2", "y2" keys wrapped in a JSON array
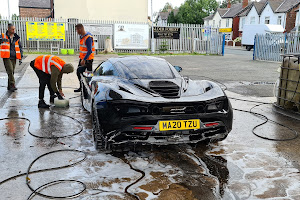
[
  {"x1": 159, "y1": 41, "x2": 169, "y2": 53},
  {"x1": 167, "y1": 11, "x2": 178, "y2": 23},
  {"x1": 175, "y1": 0, "x2": 218, "y2": 24},
  {"x1": 12, "y1": 14, "x2": 19, "y2": 20},
  {"x1": 219, "y1": 0, "x2": 242, "y2": 8},
  {"x1": 161, "y1": 2, "x2": 173, "y2": 12}
]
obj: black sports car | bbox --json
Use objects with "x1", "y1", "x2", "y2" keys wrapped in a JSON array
[{"x1": 80, "y1": 56, "x2": 233, "y2": 149}]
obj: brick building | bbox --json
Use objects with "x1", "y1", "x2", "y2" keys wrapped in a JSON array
[
  {"x1": 275, "y1": 0, "x2": 300, "y2": 32},
  {"x1": 19, "y1": 0, "x2": 54, "y2": 18}
]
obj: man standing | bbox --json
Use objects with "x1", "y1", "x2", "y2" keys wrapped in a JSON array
[
  {"x1": 0, "y1": 23, "x2": 23, "y2": 91},
  {"x1": 74, "y1": 23, "x2": 95, "y2": 92},
  {"x1": 30, "y1": 55, "x2": 74, "y2": 108}
]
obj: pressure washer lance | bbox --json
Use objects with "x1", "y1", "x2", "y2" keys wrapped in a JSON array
[{"x1": 54, "y1": 98, "x2": 70, "y2": 108}]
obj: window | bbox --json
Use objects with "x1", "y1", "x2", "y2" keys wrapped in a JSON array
[
  {"x1": 226, "y1": 19, "x2": 230, "y2": 27},
  {"x1": 250, "y1": 17, "x2": 255, "y2": 24},
  {"x1": 241, "y1": 18, "x2": 246, "y2": 28},
  {"x1": 277, "y1": 16, "x2": 282, "y2": 25},
  {"x1": 114, "y1": 60, "x2": 175, "y2": 79},
  {"x1": 213, "y1": 20, "x2": 215, "y2": 27},
  {"x1": 94, "y1": 61, "x2": 118, "y2": 76},
  {"x1": 219, "y1": 20, "x2": 221, "y2": 28},
  {"x1": 265, "y1": 16, "x2": 270, "y2": 24}
]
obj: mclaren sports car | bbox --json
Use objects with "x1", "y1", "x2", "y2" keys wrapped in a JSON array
[{"x1": 80, "y1": 56, "x2": 233, "y2": 149}]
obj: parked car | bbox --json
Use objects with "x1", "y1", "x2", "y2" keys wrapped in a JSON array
[
  {"x1": 242, "y1": 24, "x2": 284, "y2": 51},
  {"x1": 80, "y1": 56, "x2": 233, "y2": 149}
]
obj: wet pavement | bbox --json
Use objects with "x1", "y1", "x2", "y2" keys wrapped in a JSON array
[{"x1": 0, "y1": 53, "x2": 300, "y2": 200}]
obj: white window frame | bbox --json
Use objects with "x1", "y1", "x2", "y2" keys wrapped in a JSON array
[
  {"x1": 265, "y1": 16, "x2": 270, "y2": 24},
  {"x1": 277, "y1": 16, "x2": 282, "y2": 25},
  {"x1": 226, "y1": 19, "x2": 230, "y2": 27},
  {"x1": 250, "y1": 16, "x2": 255, "y2": 24},
  {"x1": 219, "y1": 20, "x2": 221, "y2": 28},
  {"x1": 241, "y1": 18, "x2": 246, "y2": 28}
]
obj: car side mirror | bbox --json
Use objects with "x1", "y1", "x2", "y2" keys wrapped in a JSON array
[{"x1": 174, "y1": 66, "x2": 182, "y2": 72}]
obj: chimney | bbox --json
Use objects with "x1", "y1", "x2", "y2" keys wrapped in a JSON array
[
  {"x1": 227, "y1": 0, "x2": 231, "y2": 8},
  {"x1": 242, "y1": 0, "x2": 248, "y2": 8}
]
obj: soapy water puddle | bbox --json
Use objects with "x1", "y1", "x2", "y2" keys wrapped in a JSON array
[{"x1": 1, "y1": 106, "x2": 300, "y2": 200}]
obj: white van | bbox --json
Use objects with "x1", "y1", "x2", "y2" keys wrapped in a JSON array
[{"x1": 242, "y1": 24, "x2": 284, "y2": 51}]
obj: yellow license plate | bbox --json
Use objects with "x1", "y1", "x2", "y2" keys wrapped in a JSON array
[{"x1": 159, "y1": 119, "x2": 200, "y2": 131}]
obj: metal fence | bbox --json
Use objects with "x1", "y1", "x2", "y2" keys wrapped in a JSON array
[
  {"x1": 0, "y1": 17, "x2": 224, "y2": 55},
  {"x1": 254, "y1": 33, "x2": 300, "y2": 62}
]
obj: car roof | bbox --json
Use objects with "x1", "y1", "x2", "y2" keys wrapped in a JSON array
[{"x1": 108, "y1": 56, "x2": 166, "y2": 65}]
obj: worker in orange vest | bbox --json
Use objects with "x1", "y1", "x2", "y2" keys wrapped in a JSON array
[
  {"x1": 74, "y1": 23, "x2": 95, "y2": 92},
  {"x1": 0, "y1": 23, "x2": 23, "y2": 91},
  {"x1": 30, "y1": 55, "x2": 74, "y2": 108}
]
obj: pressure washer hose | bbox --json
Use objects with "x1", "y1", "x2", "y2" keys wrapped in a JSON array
[
  {"x1": 0, "y1": 74, "x2": 298, "y2": 199},
  {"x1": 197, "y1": 76, "x2": 299, "y2": 141}
]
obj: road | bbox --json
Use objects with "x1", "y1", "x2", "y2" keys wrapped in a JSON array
[{"x1": 0, "y1": 51, "x2": 299, "y2": 200}]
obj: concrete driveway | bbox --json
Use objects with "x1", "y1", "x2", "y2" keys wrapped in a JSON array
[{"x1": 0, "y1": 50, "x2": 299, "y2": 200}]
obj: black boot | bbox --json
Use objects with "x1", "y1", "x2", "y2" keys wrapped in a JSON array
[
  {"x1": 9, "y1": 84, "x2": 17, "y2": 92},
  {"x1": 50, "y1": 95, "x2": 57, "y2": 104},
  {"x1": 38, "y1": 100, "x2": 50, "y2": 109},
  {"x1": 74, "y1": 88, "x2": 81, "y2": 93}
]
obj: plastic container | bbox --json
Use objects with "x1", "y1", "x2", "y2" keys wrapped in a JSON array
[
  {"x1": 68, "y1": 49, "x2": 74, "y2": 55},
  {"x1": 61, "y1": 49, "x2": 68, "y2": 55}
]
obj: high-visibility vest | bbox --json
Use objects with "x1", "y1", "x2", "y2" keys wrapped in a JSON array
[
  {"x1": 79, "y1": 34, "x2": 95, "y2": 60},
  {"x1": 0, "y1": 33, "x2": 21, "y2": 59},
  {"x1": 34, "y1": 55, "x2": 66, "y2": 75}
]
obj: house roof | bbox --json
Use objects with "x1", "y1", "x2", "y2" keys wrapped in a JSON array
[
  {"x1": 238, "y1": 1, "x2": 266, "y2": 17},
  {"x1": 267, "y1": 0, "x2": 285, "y2": 12},
  {"x1": 223, "y1": 3, "x2": 244, "y2": 18},
  {"x1": 203, "y1": 8, "x2": 228, "y2": 21},
  {"x1": 218, "y1": 8, "x2": 229, "y2": 17},
  {"x1": 275, "y1": 0, "x2": 300, "y2": 13},
  {"x1": 19, "y1": 0, "x2": 51, "y2": 9},
  {"x1": 203, "y1": 14, "x2": 214, "y2": 20},
  {"x1": 158, "y1": 12, "x2": 170, "y2": 20}
]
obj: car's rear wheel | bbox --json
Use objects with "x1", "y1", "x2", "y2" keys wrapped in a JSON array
[{"x1": 92, "y1": 105, "x2": 110, "y2": 150}]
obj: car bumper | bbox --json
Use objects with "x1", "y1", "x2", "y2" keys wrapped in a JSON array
[{"x1": 96, "y1": 100, "x2": 233, "y2": 144}]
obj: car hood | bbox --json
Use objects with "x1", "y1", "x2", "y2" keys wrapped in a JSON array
[{"x1": 91, "y1": 76, "x2": 225, "y2": 102}]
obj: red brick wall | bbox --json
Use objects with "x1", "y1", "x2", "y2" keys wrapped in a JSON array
[
  {"x1": 19, "y1": 8, "x2": 51, "y2": 18},
  {"x1": 232, "y1": 17, "x2": 240, "y2": 40},
  {"x1": 285, "y1": 5, "x2": 300, "y2": 33}
]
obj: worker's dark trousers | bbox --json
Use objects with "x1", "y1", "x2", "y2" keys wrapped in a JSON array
[
  {"x1": 76, "y1": 59, "x2": 93, "y2": 84},
  {"x1": 30, "y1": 60, "x2": 54, "y2": 100}
]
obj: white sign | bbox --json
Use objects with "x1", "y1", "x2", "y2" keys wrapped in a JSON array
[
  {"x1": 84, "y1": 24, "x2": 113, "y2": 36},
  {"x1": 114, "y1": 24, "x2": 149, "y2": 49}
]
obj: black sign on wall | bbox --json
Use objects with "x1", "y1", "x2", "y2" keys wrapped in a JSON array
[{"x1": 153, "y1": 27, "x2": 181, "y2": 39}]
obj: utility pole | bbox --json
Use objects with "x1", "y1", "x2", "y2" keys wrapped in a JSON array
[
  {"x1": 7, "y1": 0, "x2": 11, "y2": 22},
  {"x1": 151, "y1": 0, "x2": 155, "y2": 53}
]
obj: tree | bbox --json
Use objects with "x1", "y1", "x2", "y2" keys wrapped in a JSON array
[
  {"x1": 219, "y1": 0, "x2": 242, "y2": 8},
  {"x1": 167, "y1": 10, "x2": 178, "y2": 23},
  {"x1": 176, "y1": 0, "x2": 218, "y2": 24},
  {"x1": 12, "y1": 14, "x2": 19, "y2": 20},
  {"x1": 161, "y1": 2, "x2": 173, "y2": 12}
]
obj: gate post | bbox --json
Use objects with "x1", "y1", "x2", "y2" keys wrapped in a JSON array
[{"x1": 222, "y1": 34, "x2": 225, "y2": 56}]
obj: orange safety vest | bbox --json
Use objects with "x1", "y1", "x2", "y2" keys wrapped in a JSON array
[
  {"x1": 79, "y1": 34, "x2": 95, "y2": 60},
  {"x1": 34, "y1": 55, "x2": 66, "y2": 74},
  {"x1": 0, "y1": 33, "x2": 21, "y2": 59}
]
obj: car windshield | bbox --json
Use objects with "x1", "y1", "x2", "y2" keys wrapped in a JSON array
[{"x1": 114, "y1": 59, "x2": 175, "y2": 79}]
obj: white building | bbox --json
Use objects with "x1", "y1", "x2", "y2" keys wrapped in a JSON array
[
  {"x1": 259, "y1": 1, "x2": 286, "y2": 27},
  {"x1": 204, "y1": 8, "x2": 232, "y2": 29},
  {"x1": 54, "y1": 0, "x2": 148, "y2": 23},
  {"x1": 238, "y1": 1, "x2": 266, "y2": 32}
]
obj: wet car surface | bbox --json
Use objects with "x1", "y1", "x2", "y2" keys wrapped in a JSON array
[{"x1": 0, "y1": 54, "x2": 300, "y2": 200}]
